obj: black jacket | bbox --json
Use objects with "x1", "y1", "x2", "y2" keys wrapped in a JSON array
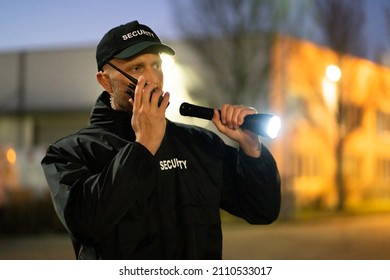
[{"x1": 41, "y1": 92, "x2": 281, "y2": 259}]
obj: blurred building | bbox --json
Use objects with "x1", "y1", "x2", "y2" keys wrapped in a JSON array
[
  {"x1": 271, "y1": 35, "x2": 390, "y2": 212},
  {"x1": 0, "y1": 48, "x2": 98, "y2": 203}
]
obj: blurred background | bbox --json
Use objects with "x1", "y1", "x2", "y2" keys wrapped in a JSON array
[{"x1": 1, "y1": 0, "x2": 390, "y2": 259}]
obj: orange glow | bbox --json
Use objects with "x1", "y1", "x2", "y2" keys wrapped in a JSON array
[
  {"x1": 6, "y1": 148, "x2": 17, "y2": 164},
  {"x1": 271, "y1": 35, "x2": 390, "y2": 210}
]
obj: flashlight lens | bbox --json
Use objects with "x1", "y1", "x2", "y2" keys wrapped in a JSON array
[{"x1": 266, "y1": 116, "x2": 281, "y2": 139}]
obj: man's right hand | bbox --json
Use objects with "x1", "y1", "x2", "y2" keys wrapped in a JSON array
[{"x1": 130, "y1": 76, "x2": 169, "y2": 155}]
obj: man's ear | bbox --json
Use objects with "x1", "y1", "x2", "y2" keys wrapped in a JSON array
[{"x1": 96, "y1": 71, "x2": 113, "y2": 93}]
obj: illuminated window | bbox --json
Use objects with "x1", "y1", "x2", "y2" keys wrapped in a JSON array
[
  {"x1": 344, "y1": 156, "x2": 362, "y2": 178},
  {"x1": 341, "y1": 103, "x2": 363, "y2": 132},
  {"x1": 292, "y1": 154, "x2": 320, "y2": 177},
  {"x1": 376, "y1": 110, "x2": 390, "y2": 133},
  {"x1": 377, "y1": 159, "x2": 390, "y2": 183}
]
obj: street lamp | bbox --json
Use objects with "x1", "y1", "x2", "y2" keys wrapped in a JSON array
[
  {"x1": 322, "y1": 65, "x2": 342, "y2": 114},
  {"x1": 326, "y1": 65, "x2": 342, "y2": 82},
  {"x1": 323, "y1": 64, "x2": 345, "y2": 211}
]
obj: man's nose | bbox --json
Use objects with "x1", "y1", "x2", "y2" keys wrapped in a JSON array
[
  {"x1": 143, "y1": 70, "x2": 161, "y2": 87},
  {"x1": 143, "y1": 77, "x2": 158, "y2": 85}
]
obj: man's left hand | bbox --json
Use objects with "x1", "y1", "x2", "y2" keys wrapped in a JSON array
[{"x1": 212, "y1": 104, "x2": 262, "y2": 158}]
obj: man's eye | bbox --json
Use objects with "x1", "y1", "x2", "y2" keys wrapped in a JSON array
[{"x1": 131, "y1": 66, "x2": 141, "y2": 72}]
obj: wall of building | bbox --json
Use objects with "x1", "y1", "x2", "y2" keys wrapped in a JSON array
[{"x1": 271, "y1": 35, "x2": 390, "y2": 211}]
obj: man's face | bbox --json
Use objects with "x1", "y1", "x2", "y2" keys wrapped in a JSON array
[{"x1": 103, "y1": 53, "x2": 164, "y2": 113}]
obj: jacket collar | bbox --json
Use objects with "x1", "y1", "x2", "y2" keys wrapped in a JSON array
[{"x1": 90, "y1": 91, "x2": 136, "y2": 141}]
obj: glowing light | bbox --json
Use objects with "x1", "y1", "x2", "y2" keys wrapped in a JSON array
[
  {"x1": 326, "y1": 65, "x2": 342, "y2": 83},
  {"x1": 266, "y1": 116, "x2": 282, "y2": 139},
  {"x1": 322, "y1": 65, "x2": 341, "y2": 113},
  {"x1": 322, "y1": 78, "x2": 338, "y2": 113},
  {"x1": 6, "y1": 148, "x2": 17, "y2": 164},
  {"x1": 161, "y1": 53, "x2": 175, "y2": 72},
  {"x1": 160, "y1": 53, "x2": 199, "y2": 125}
]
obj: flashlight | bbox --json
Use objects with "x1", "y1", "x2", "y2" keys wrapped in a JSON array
[{"x1": 179, "y1": 102, "x2": 281, "y2": 138}]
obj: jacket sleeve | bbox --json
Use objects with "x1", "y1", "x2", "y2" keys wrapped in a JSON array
[
  {"x1": 41, "y1": 140, "x2": 157, "y2": 245},
  {"x1": 220, "y1": 144, "x2": 281, "y2": 224}
]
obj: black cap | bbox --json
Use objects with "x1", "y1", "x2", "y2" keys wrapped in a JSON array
[{"x1": 96, "y1": 20, "x2": 175, "y2": 70}]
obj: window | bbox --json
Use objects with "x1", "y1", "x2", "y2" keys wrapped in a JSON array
[
  {"x1": 344, "y1": 156, "x2": 362, "y2": 178},
  {"x1": 292, "y1": 154, "x2": 320, "y2": 177},
  {"x1": 340, "y1": 103, "x2": 363, "y2": 132},
  {"x1": 376, "y1": 110, "x2": 390, "y2": 134},
  {"x1": 377, "y1": 158, "x2": 390, "y2": 183}
]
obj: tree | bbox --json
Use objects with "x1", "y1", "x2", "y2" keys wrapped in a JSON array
[
  {"x1": 315, "y1": 0, "x2": 366, "y2": 57},
  {"x1": 169, "y1": 0, "x2": 290, "y2": 111},
  {"x1": 386, "y1": 5, "x2": 390, "y2": 66},
  {"x1": 314, "y1": 0, "x2": 366, "y2": 211}
]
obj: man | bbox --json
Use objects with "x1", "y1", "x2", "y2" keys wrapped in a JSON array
[{"x1": 41, "y1": 20, "x2": 281, "y2": 260}]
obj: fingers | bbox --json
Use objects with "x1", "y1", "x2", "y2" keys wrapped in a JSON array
[
  {"x1": 133, "y1": 76, "x2": 166, "y2": 109},
  {"x1": 220, "y1": 104, "x2": 257, "y2": 130}
]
